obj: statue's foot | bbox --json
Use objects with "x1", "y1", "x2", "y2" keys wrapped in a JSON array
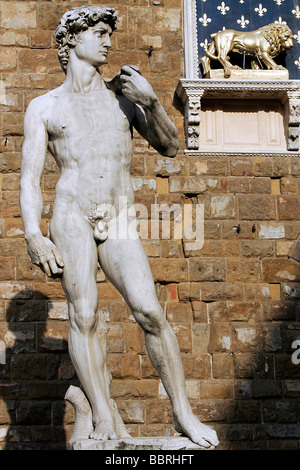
[
  {"x1": 90, "y1": 419, "x2": 117, "y2": 440},
  {"x1": 173, "y1": 412, "x2": 219, "y2": 448}
]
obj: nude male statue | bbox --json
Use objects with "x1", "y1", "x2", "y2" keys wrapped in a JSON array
[{"x1": 19, "y1": 6, "x2": 218, "y2": 448}]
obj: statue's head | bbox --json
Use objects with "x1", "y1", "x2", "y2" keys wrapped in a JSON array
[
  {"x1": 55, "y1": 6, "x2": 117, "y2": 73},
  {"x1": 263, "y1": 23, "x2": 294, "y2": 56}
]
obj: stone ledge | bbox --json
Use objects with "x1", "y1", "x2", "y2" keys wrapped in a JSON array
[
  {"x1": 68, "y1": 436, "x2": 214, "y2": 451},
  {"x1": 183, "y1": 150, "x2": 300, "y2": 157},
  {"x1": 176, "y1": 78, "x2": 300, "y2": 99},
  {"x1": 205, "y1": 69, "x2": 289, "y2": 80}
]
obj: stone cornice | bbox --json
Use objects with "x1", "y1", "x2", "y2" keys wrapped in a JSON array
[
  {"x1": 184, "y1": 150, "x2": 300, "y2": 157},
  {"x1": 176, "y1": 79, "x2": 300, "y2": 102}
]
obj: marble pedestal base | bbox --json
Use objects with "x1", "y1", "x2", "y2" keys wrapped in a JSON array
[
  {"x1": 68, "y1": 436, "x2": 213, "y2": 450},
  {"x1": 205, "y1": 69, "x2": 289, "y2": 80}
]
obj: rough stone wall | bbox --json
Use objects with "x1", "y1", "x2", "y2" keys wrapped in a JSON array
[{"x1": 0, "y1": 0, "x2": 300, "y2": 450}]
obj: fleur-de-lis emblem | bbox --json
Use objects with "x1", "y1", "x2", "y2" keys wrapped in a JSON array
[
  {"x1": 295, "y1": 57, "x2": 300, "y2": 69},
  {"x1": 294, "y1": 31, "x2": 300, "y2": 43},
  {"x1": 275, "y1": 17, "x2": 287, "y2": 25},
  {"x1": 237, "y1": 15, "x2": 249, "y2": 28},
  {"x1": 199, "y1": 13, "x2": 211, "y2": 27},
  {"x1": 255, "y1": 3, "x2": 267, "y2": 16},
  {"x1": 274, "y1": 0, "x2": 284, "y2": 5},
  {"x1": 200, "y1": 38, "x2": 209, "y2": 51},
  {"x1": 217, "y1": 2, "x2": 230, "y2": 15},
  {"x1": 292, "y1": 6, "x2": 300, "y2": 19}
]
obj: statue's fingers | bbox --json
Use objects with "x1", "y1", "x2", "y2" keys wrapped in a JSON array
[
  {"x1": 52, "y1": 247, "x2": 64, "y2": 267},
  {"x1": 120, "y1": 65, "x2": 134, "y2": 76},
  {"x1": 123, "y1": 64, "x2": 141, "y2": 75},
  {"x1": 41, "y1": 261, "x2": 51, "y2": 277},
  {"x1": 49, "y1": 258, "x2": 59, "y2": 275},
  {"x1": 119, "y1": 75, "x2": 129, "y2": 85}
]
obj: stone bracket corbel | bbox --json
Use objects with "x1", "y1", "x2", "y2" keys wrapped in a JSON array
[
  {"x1": 185, "y1": 94, "x2": 203, "y2": 150},
  {"x1": 176, "y1": 81, "x2": 204, "y2": 150},
  {"x1": 286, "y1": 93, "x2": 300, "y2": 151}
]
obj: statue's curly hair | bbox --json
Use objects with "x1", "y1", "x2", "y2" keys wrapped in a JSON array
[
  {"x1": 263, "y1": 23, "x2": 293, "y2": 57},
  {"x1": 55, "y1": 6, "x2": 117, "y2": 73}
]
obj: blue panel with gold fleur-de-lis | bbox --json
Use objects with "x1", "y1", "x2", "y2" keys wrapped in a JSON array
[{"x1": 197, "y1": 0, "x2": 300, "y2": 78}]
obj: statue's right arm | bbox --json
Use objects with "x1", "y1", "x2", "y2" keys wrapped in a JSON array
[{"x1": 20, "y1": 98, "x2": 64, "y2": 277}]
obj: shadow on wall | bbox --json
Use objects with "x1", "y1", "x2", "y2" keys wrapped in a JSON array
[
  {"x1": 0, "y1": 289, "x2": 77, "y2": 450},
  {"x1": 196, "y1": 286, "x2": 300, "y2": 450}
]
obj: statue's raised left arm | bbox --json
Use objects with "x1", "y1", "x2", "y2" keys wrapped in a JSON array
[{"x1": 119, "y1": 65, "x2": 179, "y2": 157}]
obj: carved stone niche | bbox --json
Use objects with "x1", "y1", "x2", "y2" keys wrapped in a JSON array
[{"x1": 175, "y1": 79, "x2": 300, "y2": 154}]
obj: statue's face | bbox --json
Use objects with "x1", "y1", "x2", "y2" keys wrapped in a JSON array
[{"x1": 74, "y1": 22, "x2": 112, "y2": 66}]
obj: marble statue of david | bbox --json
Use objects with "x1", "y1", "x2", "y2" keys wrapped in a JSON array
[{"x1": 19, "y1": 5, "x2": 218, "y2": 448}]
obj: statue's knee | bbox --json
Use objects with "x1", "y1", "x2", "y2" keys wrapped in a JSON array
[
  {"x1": 71, "y1": 306, "x2": 97, "y2": 334},
  {"x1": 133, "y1": 306, "x2": 166, "y2": 335}
]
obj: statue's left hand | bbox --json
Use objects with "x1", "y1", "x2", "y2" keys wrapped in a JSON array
[{"x1": 119, "y1": 65, "x2": 157, "y2": 109}]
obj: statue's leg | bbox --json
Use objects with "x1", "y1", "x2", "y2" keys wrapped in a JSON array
[
  {"x1": 201, "y1": 55, "x2": 211, "y2": 76},
  {"x1": 260, "y1": 51, "x2": 283, "y2": 70},
  {"x1": 50, "y1": 207, "x2": 117, "y2": 441},
  {"x1": 98, "y1": 218, "x2": 219, "y2": 448},
  {"x1": 214, "y1": 36, "x2": 239, "y2": 73}
]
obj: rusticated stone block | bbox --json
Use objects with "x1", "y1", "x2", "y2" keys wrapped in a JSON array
[
  {"x1": 11, "y1": 354, "x2": 48, "y2": 380},
  {"x1": 149, "y1": 258, "x2": 188, "y2": 282},
  {"x1": 210, "y1": 195, "x2": 237, "y2": 219},
  {"x1": 182, "y1": 354, "x2": 211, "y2": 379},
  {"x1": 189, "y1": 258, "x2": 226, "y2": 282},
  {"x1": 277, "y1": 195, "x2": 300, "y2": 220},
  {"x1": 124, "y1": 323, "x2": 146, "y2": 354},
  {"x1": 201, "y1": 282, "x2": 242, "y2": 301},
  {"x1": 192, "y1": 323, "x2": 210, "y2": 353},
  {"x1": 232, "y1": 324, "x2": 263, "y2": 353},
  {"x1": 140, "y1": 355, "x2": 159, "y2": 379},
  {"x1": 166, "y1": 301, "x2": 192, "y2": 322},
  {"x1": 251, "y1": 380, "x2": 282, "y2": 398},
  {"x1": 200, "y1": 380, "x2": 234, "y2": 400},
  {"x1": 262, "y1": 399, "x2": 298, "y2": 423},
  {"x1": 110, "y1": 380, "x2": 159, "y2": 400},
  {"x1": 212, "y1": 354, "x2": 235, "y2": 379},
  {"x1": 19, "y1": 49, "x2": 61, "y2": 74},
  {"x1": 240, "y1": 240, "x2": 274, "y2": 258},
  {"x1": 0, "y1": 47, "x2": 17, "y2": 71},
  {"x1": 263, "y1": 259, "x2": 300, "y2": 283},
  {"x1": 238, "y1": 195, "x2": 276, "y2": 220},
  {"x1": 226, "y1": 258, "x2": 261, "y2": 283},
  {"x1": 0, "y1": 3, "x2": 36, "y2": 30},
  {"x1": 230, "y1": 158, "x2": 254, "y2": 176},
  {"x1": 191, "y1": 301, "x2": 207, "y2": 322},
  {"x1": 171, "y1": 323, "x2": 192, "y2": 352},
  {"x1": 209, "y1": 323, "x2": 231, "y2": 353},
  {"x1": 107, "y1": 324, "x2": 125, "y2": 353},
  {"x1": 0, "y1": 256, "x2": 15, "y2": 281}
]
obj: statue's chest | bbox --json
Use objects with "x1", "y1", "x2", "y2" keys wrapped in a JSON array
[{"x1": 48, "y1": 91, "x2": 133, "y2": 139}]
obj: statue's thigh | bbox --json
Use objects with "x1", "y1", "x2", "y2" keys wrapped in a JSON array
[
  {"x1": 98, "y1": 237, "x2": 159, "y2": 313},
  {"x1": 50, "y1": 209, "x2": 98, "y2": 307}
]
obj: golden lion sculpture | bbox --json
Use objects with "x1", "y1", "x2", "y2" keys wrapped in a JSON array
[{"x1": 201, "y1": 23, "x2": 293, "y2": 78}]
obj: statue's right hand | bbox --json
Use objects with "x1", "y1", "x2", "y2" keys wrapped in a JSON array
[{"x1": 25, "y1": 233, "x2": 64, "y2": 277}]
